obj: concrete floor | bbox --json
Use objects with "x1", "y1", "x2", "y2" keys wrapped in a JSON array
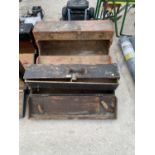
[{"x1": 19, "y1": 0, "x2": 135, "y2": 155}]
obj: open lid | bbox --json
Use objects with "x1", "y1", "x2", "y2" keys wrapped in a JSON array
[{"x1": 24, "y1": 64, "x2": 120, "y2": 80}]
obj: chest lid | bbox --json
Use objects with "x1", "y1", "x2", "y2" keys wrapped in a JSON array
[{"x1": 24, "y1": 64, "x2": 119, "y2": 80}]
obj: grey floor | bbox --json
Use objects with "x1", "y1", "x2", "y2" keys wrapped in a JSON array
[{"x1": 19, "y1": 0, "x2": 135, "y2": 155}]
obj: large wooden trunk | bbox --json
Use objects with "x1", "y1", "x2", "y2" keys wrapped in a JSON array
[{"x1": 23, "y1": 20, "x2": 119, "y2": 119}]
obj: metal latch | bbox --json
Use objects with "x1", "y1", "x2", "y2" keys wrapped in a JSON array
[{"x1": 66, "y1": 68, "x2": 87, "y2": 82}]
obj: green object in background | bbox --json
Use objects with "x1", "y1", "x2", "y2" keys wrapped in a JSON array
[{"x1": 95, "y1": 0, "x2": 135, "y2": 37}]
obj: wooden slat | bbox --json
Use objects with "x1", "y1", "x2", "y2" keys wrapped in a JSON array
[
  {"x1": 24, "y1": 64, "x2": 120, "y2": 79},
  {"x1": 30, "y1": 114, "x2": 115, "y2": 120},
  {"x1": 19, "y1": 53, "x2": 33, "y2": 68},
  {"x1": 37, "y1": 55, "x2": 111, "y2": 64},
  {"x1": 34, "y1": 20, "x2": 114, "y2": 32},
  {"x1": 33, "y1": 20, "x2": 114, "y2": 41},
  {"x1": 19, "y1": 41, "x2": 35, "y2": 53},
  {"x1": 26, "y1": 81, "x2": 118, "y2": 91}
]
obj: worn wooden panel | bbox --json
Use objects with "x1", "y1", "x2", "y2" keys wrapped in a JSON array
[
  {"x1": 24, "y1": 64, "x2": 120, "y2": 80},
  {"x1": 30, "y1": 114, "x2": 115, "y2": 119},
  {"x1": 29, "y1": 95, "x2": 100, "y2": 115},
  {"x1": 33, "y1": 20, "x2": 114, "y2": 41},
  {"x1": 34, "y1": 20, "x2": 114, "y2": 32},
  {"x1": 26, "y1": 81, "x2": 118, "y2": 92},
  {"x1": 19, "y1": 41, "x2": 35, "y2": 53},
  {"x1": 37, "y1": 55, "x2": 111, "y2": 64},
  {"x1": 19, "y1": 53, "x2": 33, "y2": 68},
  {"x1": 38, "y1": 40, "x2": 110, "y2": 55},
  {"x1": 31, "y1": 88, "x2": 115, "y2": 94},
  {"x1": 28, "y1": 95, "x2": 117, "y2": 119},
  {"x1": 34, "y1": 31, "x2": 114, "y2": 41}
]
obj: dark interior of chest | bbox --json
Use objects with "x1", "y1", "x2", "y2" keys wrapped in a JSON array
[{"x1": 38, "y1": 40, "x2": 111, "y2": 55}]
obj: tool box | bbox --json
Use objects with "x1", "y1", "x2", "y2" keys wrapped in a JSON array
[{"x1": 23, "y1": 20, "x2": 120, "y2": 119}]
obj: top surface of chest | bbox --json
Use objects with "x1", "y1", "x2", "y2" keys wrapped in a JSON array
[{"x1": 33, "y1": 20, "x2": 114, "y2": 41}]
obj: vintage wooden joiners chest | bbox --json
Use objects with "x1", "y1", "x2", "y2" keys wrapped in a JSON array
[{"x1": 23, "y1": 20, "x2": 120, "y2": 119}]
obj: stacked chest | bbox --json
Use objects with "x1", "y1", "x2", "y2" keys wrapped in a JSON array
[{"x1": 24, "y1": 20, "x2": 120, "y2": 119}]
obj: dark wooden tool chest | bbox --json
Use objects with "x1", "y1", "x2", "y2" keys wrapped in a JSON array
[{"x1": 23, "y1": 20, "x2": 120, "y2": 119}]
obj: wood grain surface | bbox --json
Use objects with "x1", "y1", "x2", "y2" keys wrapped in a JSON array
[
  {"x1": 19, "y1": 54, "x2": 33, "y2": 68},
  {"x1": 33, "y1": 20, "x2": 114, "y2": 41},
  {"x1": 37, "y1": 55, "x2": 111, "y2": 64},
  {"x1": 29, "y1": 95, "x2": 100, "y2": 115},
  {"x1": 24, "y1": 64, "x2": 119, "y2": 79},
  {"x1": 28, "y1": 94, "x2": 117, "y2": 119}
]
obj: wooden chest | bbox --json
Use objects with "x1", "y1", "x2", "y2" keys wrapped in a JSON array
[
  {"x1": 19, "y1": 23, "x2": 38, "y2": 68},
  {"x1": 24, "y1": 20, "x2": 120, "y2": 119}
]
